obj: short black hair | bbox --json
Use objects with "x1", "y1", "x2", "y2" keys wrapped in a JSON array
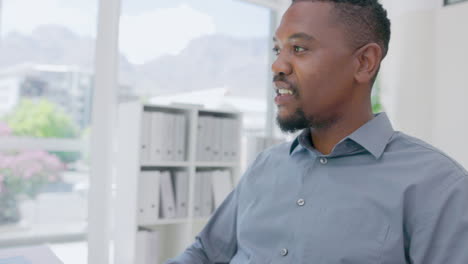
[{"x1": 292, "y1": 0, "x2": 391, "y2": 58}]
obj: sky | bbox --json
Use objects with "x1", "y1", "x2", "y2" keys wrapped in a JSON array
[{"x1": 1, "y1": 0, "x2": 271, "y2": 64}]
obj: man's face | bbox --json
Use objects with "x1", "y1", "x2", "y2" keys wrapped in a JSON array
[{"x1": 273, "y1": 2, "x2": 358, "y2": 133}]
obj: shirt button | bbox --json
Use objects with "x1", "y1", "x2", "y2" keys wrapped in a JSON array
[
  {"x1": 280, "y1": 248, "x2": 288, "y2": 256},
  {"x1": 319, "y1": 157, "x2": 328, "y2": 164},
  {"x1": 297, "y1": 198, "x2": 305, "y2": 206}
]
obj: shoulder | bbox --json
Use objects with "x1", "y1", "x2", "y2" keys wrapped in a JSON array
[
  {"x1": 387, "y1": 131, "x2": 468, "y2": 178},
  {"x1": 388, "y1": 133, "x2": 468, "y2": 229},
  {"x1": 385, "y1": 132, "x2": 468, "y2": 208}
]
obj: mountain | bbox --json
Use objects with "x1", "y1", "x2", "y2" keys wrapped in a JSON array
[
  {"x1": 0, "y1": 25, "x2": 96, "y2": 69},
  {"x1": 134, "y1": 34, "x2": 269, "y2": 98},
  {"x1": 0, "y1": 25, "x2": 270, "y2": 99}
]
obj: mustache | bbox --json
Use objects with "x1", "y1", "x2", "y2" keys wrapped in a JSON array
[
  {"x1": 273, "y1": 74, "x2": 297, "y2": 91},
  {"x1": 273, "y1": 74, "x2": 290, "y2": 83}
]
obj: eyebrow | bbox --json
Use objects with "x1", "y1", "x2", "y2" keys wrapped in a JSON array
[{"x1": 273, "y1": 32, "x2": 314, "y2": 42}]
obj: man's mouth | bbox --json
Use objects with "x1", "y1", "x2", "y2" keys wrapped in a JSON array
[
  {"x1": 274, "y1": 80, "x2": 296, "y2": 96},
  {"x1": 276, "y1": 88, "x2": 296, "y2": 96},
  {"x1": 274, "y1": 84, "x2": 297, "y2": 106}
]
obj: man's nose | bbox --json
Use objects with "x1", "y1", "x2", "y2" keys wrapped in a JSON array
[{"x1": 271, "y1": 54, "x2": 292, "y2": 76}]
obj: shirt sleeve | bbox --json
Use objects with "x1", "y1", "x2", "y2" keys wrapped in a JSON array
[
  {"x1": 164, "y1": 182, "x2": 240, "y2": 264},
  {"x1": 408, "y1": 175, "x2": 468, "y2": 263}
]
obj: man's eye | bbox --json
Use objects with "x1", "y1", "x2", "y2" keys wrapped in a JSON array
[
  {"x1": 272, "y1": 47, "x2": 280, "y2": 55},
  {"x1": 294, "y1": 46, "x2": 306, "y2": 53}
]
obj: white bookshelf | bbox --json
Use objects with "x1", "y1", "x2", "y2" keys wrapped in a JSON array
[{"x1": 114, "y1": 101, "x2": 242, "y2": 264}]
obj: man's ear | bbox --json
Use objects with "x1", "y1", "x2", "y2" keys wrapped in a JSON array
[{"x1": 354, "y1": 43, "x2": 382, "y2": 84}]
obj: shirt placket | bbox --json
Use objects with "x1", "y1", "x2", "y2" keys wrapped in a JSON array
[{"x1": 272, "y1": 151, "x2": 330, "y2": 263}]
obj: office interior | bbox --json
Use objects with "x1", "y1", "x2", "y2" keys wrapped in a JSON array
[{"x1": 0, "y1": 0, "x2": 467, "y2": 263}]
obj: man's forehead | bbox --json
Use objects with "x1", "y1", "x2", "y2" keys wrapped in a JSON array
[
  {"x1": 274, "y1": 2, "x2": 335, "y2": 42},
  {"x1": 273, "y1": 32, "x2": 314, "y2": 43}
]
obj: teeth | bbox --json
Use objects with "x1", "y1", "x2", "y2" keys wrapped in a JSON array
[{"x1": 278, "y1": 88, "x2": 294, "y2": 95}]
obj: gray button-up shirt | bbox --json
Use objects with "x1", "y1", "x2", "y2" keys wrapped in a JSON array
[{"x1": 166, "y1": 113, "x2": 468, "y2": 264}]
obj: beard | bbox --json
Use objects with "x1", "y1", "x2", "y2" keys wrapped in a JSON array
[
  {"x1": 273, "y1": 74, "x2": 336, "y2": 133},
  {"x1": 276, "y1": 107, "x2": 309, "y2": 133},
  {"x1": 274, "y1": 75, "x2": 309, "y2": 133},
  {"x1": 276, "y1": 106, "x2": 338, "y2": 133}
]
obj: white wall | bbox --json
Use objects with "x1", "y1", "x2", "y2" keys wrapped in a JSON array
[
  {"x1": 433, "y1": 2, "x2": 468, "y2": 167},
  {"x1": 380, "y1": 9, "x2": 437, "y2": 143},
  {"x1": 380, "y1": 0, "x2": 468, "y2": 167},
  {"x1": 381, "y1": 0, "x2": 441, "y2": 17},
  {"x1": 379, "y1": 0, "x2": 441, "y2": 143}
]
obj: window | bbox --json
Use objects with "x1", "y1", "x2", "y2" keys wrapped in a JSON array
[
  {"x1": 0, "y1": 0, "x2": 97, "y2": 260},
  {"x1": 118, "y1": 0, "x2": 271, "y2": 170}
]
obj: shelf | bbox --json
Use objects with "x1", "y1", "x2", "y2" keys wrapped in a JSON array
[
  {"x1": 115, "y1": 101, "x2": 242, "y2": 264},
  {"x1": 195, "y1": 162, "x2": 238, "y2": 168},
  {"x1": 198, "y1": 109, "x2": 241, "y2": 116},
  {"x1": 141, "y1": 218, "x2": 190, "y2": 227},
  {"x1": 192, "y1": 217, "x2": 210, "y2": 223},
  {"x1": 141, "y1": 161, "x2": 190, "y2": 168},
  {"x1": 139, "y1": 217, "x2": 213, "y2": 228}
]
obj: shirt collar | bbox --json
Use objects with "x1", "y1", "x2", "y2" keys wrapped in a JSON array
[
  {"x1": 289, "y1": 112, "x2": 395, "y2": 159},
  {"x1": 289, "y1": 136, "x2": 302, "y2": 155}
]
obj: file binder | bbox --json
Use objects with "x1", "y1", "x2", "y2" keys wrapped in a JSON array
[
  {"x1": 160, "y1": 170, "x2": 176, "y2": 218},
  {"x1": 137, "y1": 171, "x2": 160, "y2": 225},
  {"x1": 201, "y1": 171, "x2": 213, "y2": 217},
  {"x1": 140, "y1": 112, "x2": 151, "y2": 163},
  {"x1": 212, "y1": 170, "x2": 233, "y2": 209},
  {"x1": 196, "y1": 116, "x2": 205, "y2": 161},
  {"x1": 193, "y1": 171, "x2": 203, "y2": 217},
  {"x1": 150, "y1": 112, "x2": 163, "y2": 162},
  {"x1": 174, "y1": 170, "x2": 189, "y2": 218},
  {"x1": 175, "y1": 114, "x2": 186, "y2": 161}
]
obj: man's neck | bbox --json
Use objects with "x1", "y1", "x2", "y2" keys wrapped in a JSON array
[{"x1": 310, "y1": 110, "x2": 374, "y2": 155}]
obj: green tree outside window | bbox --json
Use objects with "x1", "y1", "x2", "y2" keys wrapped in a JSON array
[{"x1": 3, "y1": 99, "x2": 81, "y2": 163}]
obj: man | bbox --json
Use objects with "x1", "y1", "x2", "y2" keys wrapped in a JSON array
[{"x1": 167, "y1": 0, "x2": 468, "y2": 263}]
